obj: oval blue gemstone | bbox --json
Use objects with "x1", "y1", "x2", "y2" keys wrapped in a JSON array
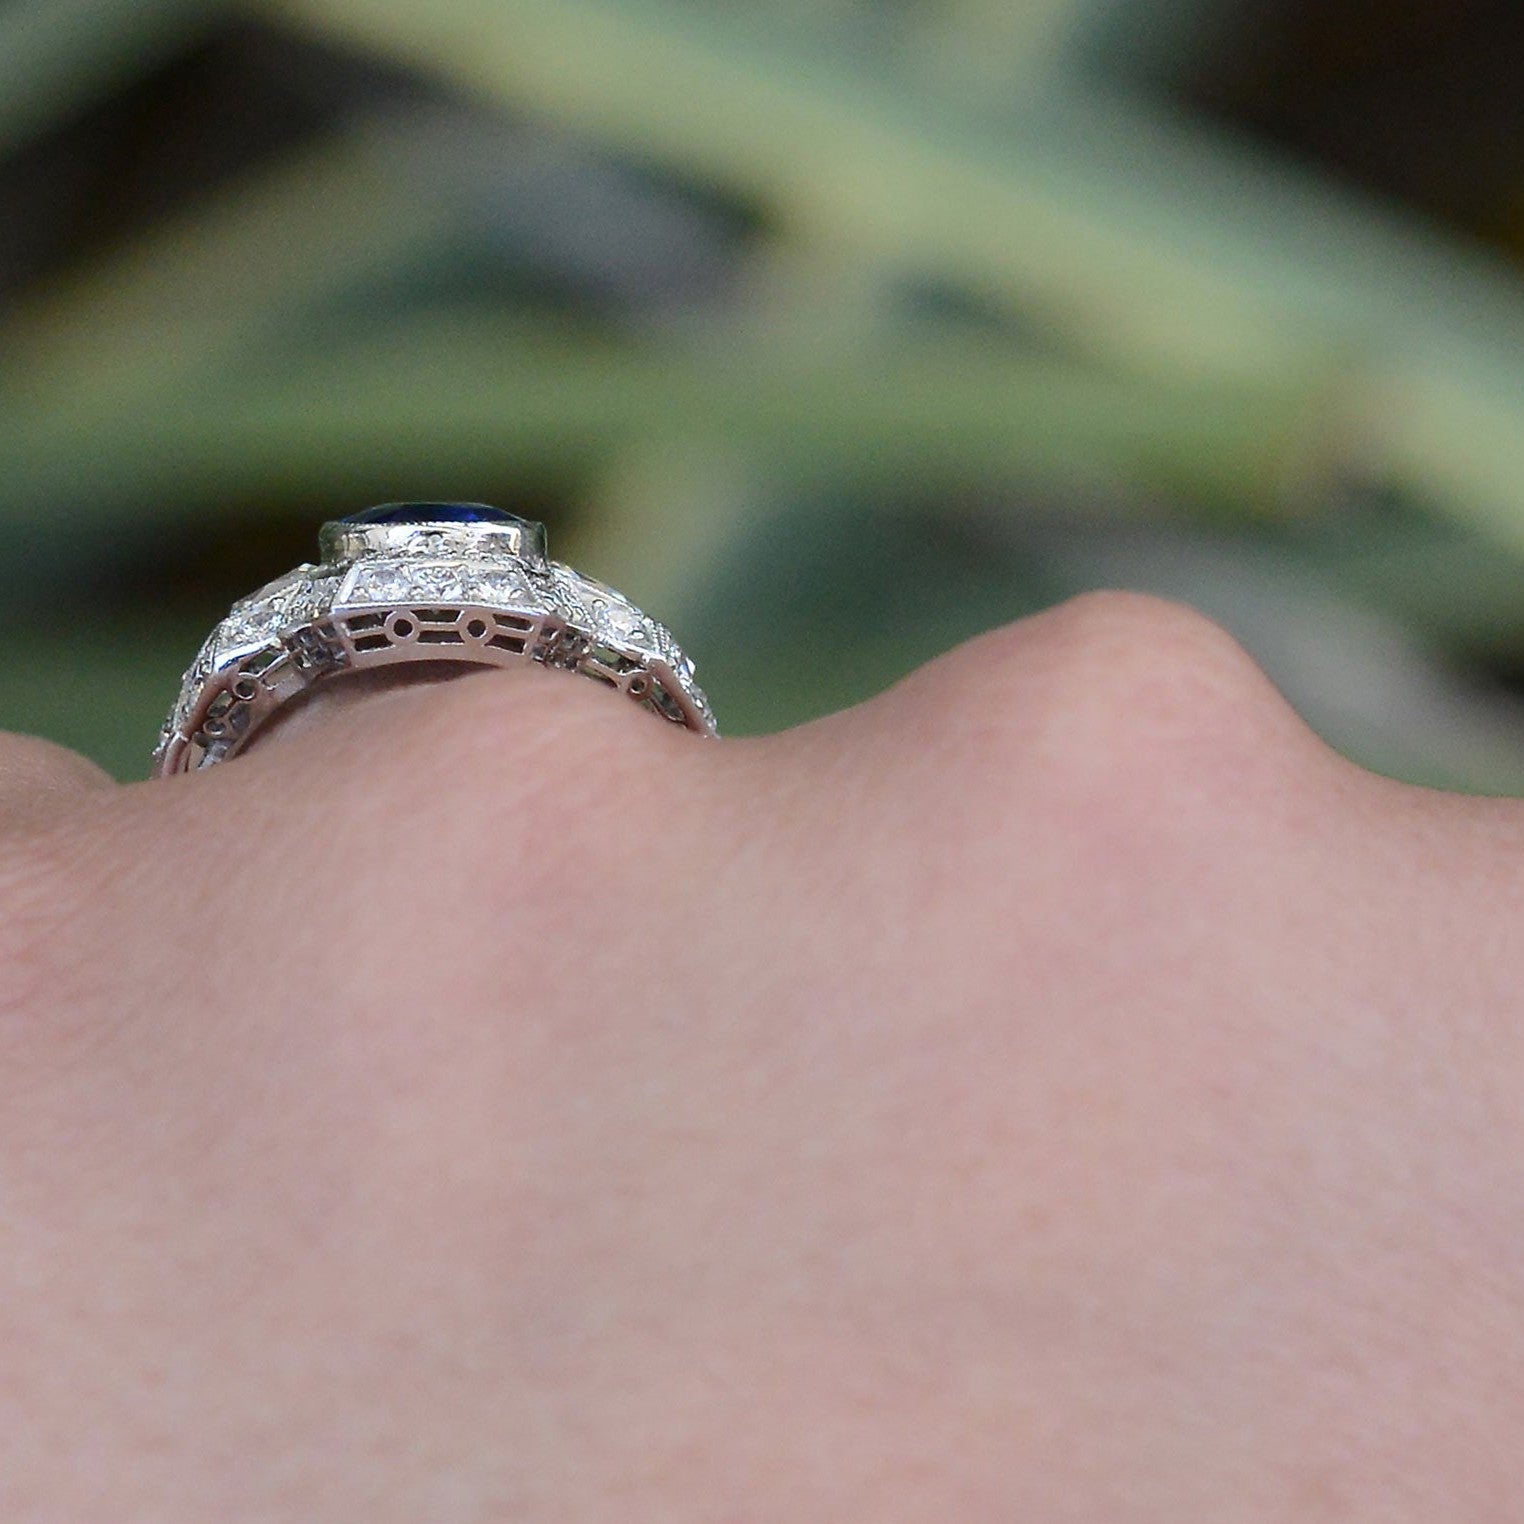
[{"x1": 342, "y1": 502, "x2": 518, "y2": 526}]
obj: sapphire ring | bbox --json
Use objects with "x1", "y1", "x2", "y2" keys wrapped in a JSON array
[{"x1": 151, "y1": 503, "x2": 717, "y2": 776}]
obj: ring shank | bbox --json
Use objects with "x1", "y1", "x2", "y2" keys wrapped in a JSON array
[
  {"x1": 153, "y1": 508, "x2": 715, "y2": 776},
  {"x1": 154, "y1": 598, "x2": 713, "y2": 777}
]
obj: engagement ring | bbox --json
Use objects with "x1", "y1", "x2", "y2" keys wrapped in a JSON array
[{"x1": 152, "y1": 503, "x2": 717, "y2": 775}]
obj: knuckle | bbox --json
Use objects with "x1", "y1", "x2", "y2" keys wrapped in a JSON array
[
  {"x1": 1028, "y1": 587, "x2": 1248, "y2": 682},
  {"x1": 0, "y1": 732, "x2": 114, "y2": 817},
  {"x1": 1032, "y1": 591, "x2": 1294, "y2": 760},
  {"x1": 913, "y1": 590, "x2": 1317, "y2": 790},
  {"x1": 0, "y1": 730, "x2": 108, "y2": 780},
  {"x1": 860, "y1": 592, "x2": 1330, "y2": 902}
]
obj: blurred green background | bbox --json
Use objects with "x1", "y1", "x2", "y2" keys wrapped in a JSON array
[{"x1": 7, "y1": 0, "x2": 1524, "y2": 785}]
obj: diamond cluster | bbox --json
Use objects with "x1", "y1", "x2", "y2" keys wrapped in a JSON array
[
  {"x1": 159, "y1": 533, "x2": 713, "y2": 759},
  {"x1": 220, "y1": 566, "x2": 342, "y2": 659}
]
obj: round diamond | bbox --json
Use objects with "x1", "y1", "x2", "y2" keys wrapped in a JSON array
[
  {"x1": 473, "y1": 568, "x2": 540, "y2": 609},
  {"x1": 414, "y1": 565, "x2": 468, "y2": 602},
  {"x1": 341, "y1": 565, "x2": 411, "y2": 604}
]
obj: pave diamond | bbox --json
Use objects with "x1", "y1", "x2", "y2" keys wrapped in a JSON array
[
  {"x1": 545, "y1": 565, "x2": 596, "y2": 623},
  {"x1": 216, "y1": 612, "x2": 282, "y2": 664},
  {"x1": 234, "y1": 565, "x2": 314, "y2": 610},
  {"x1": 156, "y1": 512, "x2": 716, "y2": 776},
  {"x1": 340, "y1": 559, "x2": 557, "y2": 611},
  {"x1": 657, "y1": 631, "x2": 697, "y2": 684},
  {"x1": 218, "y1": 566, "x2": 323, "y2": 657}
]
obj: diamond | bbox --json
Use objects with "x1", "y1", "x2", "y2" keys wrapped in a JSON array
[
  {"x1": 339, "y1": 564, "x2": 411, "y2": 604},
  {"x1": 413, "y1": 564, "x2": 468, "y2": 602},
  {"x1": 213, "y1": 631, "x2": 262, "y2": 670},
  {"x1": 219, "y1": 566, "x2": 323, "y2": 655},
  {"x1": 233, "y1": 565, "x2": 312, "y2": 612},
  {"x1": 664, "y1": 645, "x2": 698, "y2": 686},
  {"x1": 472, "y1": 568, "x2": 541, "y2": 610},
  {"x1": 598, "y1": 600, "x2": 660, "y2": 655},
  {"x1": 295, "y1": 571, "x2": 342, "y2": 622}
]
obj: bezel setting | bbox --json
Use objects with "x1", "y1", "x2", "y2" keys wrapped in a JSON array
[
  {"x1": 153, "y1": 507, "x2": 715, "y2": 774},
  {"x1": 319, "y1": 503, "x2": 549, "y2": 566}
]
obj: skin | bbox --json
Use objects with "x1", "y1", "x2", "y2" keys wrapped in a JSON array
[{"x1": 0, "y1": 589, "x2": 1522, "y2": 1520}]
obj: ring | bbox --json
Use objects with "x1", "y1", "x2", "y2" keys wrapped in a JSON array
[{"x1": 151, "y1": 503, "x2": 718, "y2": 776}]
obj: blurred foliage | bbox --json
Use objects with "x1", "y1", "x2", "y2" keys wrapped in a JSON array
[{"x1": 4, "y1": 0, "x2": 1524, "y2": 785}]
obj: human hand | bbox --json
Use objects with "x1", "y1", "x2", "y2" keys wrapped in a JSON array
[{"x1": 1, "y1": 592, "x2": 1520, "y2": 1520}]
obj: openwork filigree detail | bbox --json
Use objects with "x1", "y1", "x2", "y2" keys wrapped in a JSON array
[{"x1": 152, "y1": 505, "x2": 716, "y2": 776}]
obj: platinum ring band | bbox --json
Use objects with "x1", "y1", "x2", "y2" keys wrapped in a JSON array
[{"x1": 151, "y1": 504, "x2": 717, "y2": 776}]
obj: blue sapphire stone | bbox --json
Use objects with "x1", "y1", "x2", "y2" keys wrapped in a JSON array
[{"x1": 342, "y1": 502, "x2": 518, "y2": 526}]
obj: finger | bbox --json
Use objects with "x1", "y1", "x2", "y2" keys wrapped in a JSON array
[
  {"x1": 237, "y1": 665, "x2": 485, "y2": 756},
  {"x1": 0, "y1": 732, "x2": 117, "y2": 827}
]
